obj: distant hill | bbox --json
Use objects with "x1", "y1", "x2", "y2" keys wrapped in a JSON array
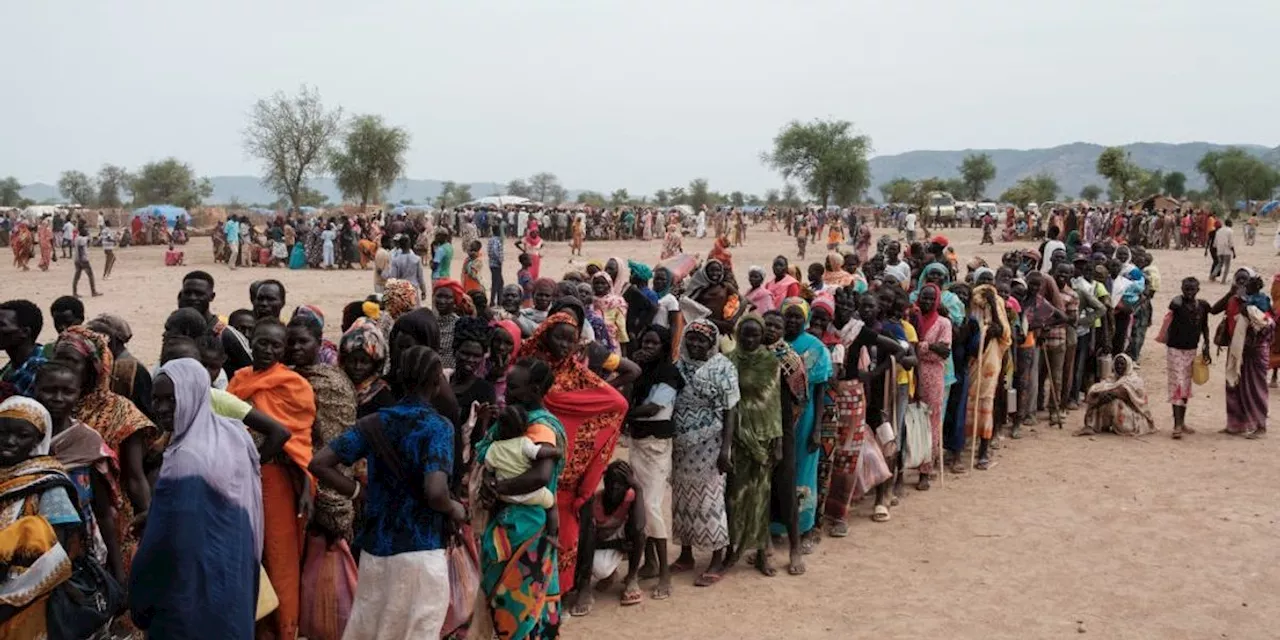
[{"x1": 868, "y1": 141, "x2": 1278, "y2": 201}]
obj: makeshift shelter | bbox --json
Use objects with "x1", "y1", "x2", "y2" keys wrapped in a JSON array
[
  {"x1": 131, "y1": 205, "x2": 190, "y2": 228},
  {"x1": 465, "y1": 195, "x2": 537, "y2": 207}
]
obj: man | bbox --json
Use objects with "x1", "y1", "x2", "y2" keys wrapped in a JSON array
[
  {"x1": 882, "y1": 241, "x2": 910, "y2": 286},
  {"x1": 0, "y1": 299, "x2": 47, "y2": 400},
  {"x1": 384, "y1": 234, "x2": 427, "y2": 298},
  {"x1": 1213, "y1": 219, "x2": 1236, "y2": 283},
  {"x1": 61, "y1": 215, "x2": 75, "y2": 259},
  {"x1": 904, "y1": 209, "x2": 918, "y2": 244},
  {"x1": 373, "y1": 235, "x2": 393, "y2": 293},
  {"x1": 488, "y1": 231, "x2": 505, "y2": 303},
  {"x1": 225, "y1": 216, "x2": 241, "y2": 270},
  {"x1": 177, "y1": 270, "x2": 252, "y2": 377},
  {"x1": 49, "y1": 295, "x2": 84, "y2": 337},
  {"x1": 253, "y1": 279, "x2": 287, "y2": 322},
  {"x1": 72, "y1": 221, "x2": 101, "y2": 298},
  {"x1": 1039, "y1": 226, "x2": 1066, "y2": 273}
]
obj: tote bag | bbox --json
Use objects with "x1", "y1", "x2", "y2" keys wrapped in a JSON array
[{"x1": 902, "y1": 402, "x2": 933, "y2": 469}]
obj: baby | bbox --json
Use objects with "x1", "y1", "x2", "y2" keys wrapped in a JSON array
[{"x1": 484, "y1": 405, "x2": 560, "y2": 509}]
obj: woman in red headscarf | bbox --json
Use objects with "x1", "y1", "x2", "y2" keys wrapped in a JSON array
[{"x1": 518, "y1": 311, "x2": 627, "y2": 597}]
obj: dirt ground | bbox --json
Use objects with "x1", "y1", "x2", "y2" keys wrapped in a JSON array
[{"x1": 6, "y1": 222, "x2": 1279, "y2": 639}]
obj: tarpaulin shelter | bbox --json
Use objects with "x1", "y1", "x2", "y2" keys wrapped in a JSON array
[{"x1": 131, "y1": 205, "x2": 190, "y2": 228}]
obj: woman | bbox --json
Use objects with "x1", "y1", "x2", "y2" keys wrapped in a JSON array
[
  {"x1": 708, "y1": 235, "x2": 734, "y2": 273},
  {"x1": 487, "y1": 320, "x2": 521, "y2": 409},
  {"x1": 451, "y1": 317, "x2": 497, "y2": 474},
  {"x1": 321, "y1": 223, "x2": 337, "y2": 268},
  {"x1": 434, "y1": 278, "x2": 472, "y2": 371},
  {"x1": 286, "y1": 314, "x2": 358, "y2": 543},
  {"x1": 668, "y1": 319, "x2": 738, "y2": 586},
  {"x1": 310, "y1": 346, "x2": 466, "y2": 639},
  {"x1": 592, "y1": 272, "x2": 629, "y2": 354},
  {"x1": 822, "y1": 252, "x2": 854, "y2": 289},
  {"x1": 1078, "y1": 354, "x2": 1156, "y2": 436},
  {"x1": 341, "y1": 317, "x2": 396, "y2": 418},
  {"x1": 515, "y1": 224, "x2": 543, "y2": 280},
  {"x1": 518, "y1": 311, "x2": 627, "y2": 595},
  {"x1": 1217, "y1": 268, "x2": 1274, "y2": 437},
  {"x1": 625, "y1": 326, "x2": 680, "y2": 598},
  {"x1": 1164, "y1": 277, "x2": 1211, "y2": 438},
  {"x1": 291, "y1": 304, "x2": 339, "y2": 366},
  {"x1": 765, "y1": 256, "x2": 801, "y2": 309},
  {"x1": 518, "y1": 278, "x2": 558, "y2": 337},
  {"x1": 771, "y1": 299, "x2": 830, "y2": 548},
  {"x1": 288, "y1": 233, "x2": 307, "y2": 269},
  {"x1": 474, "y1": 359, "x2": 566, "y2": 638},
  {"x1": 226, "y1": 320, "x2": 316, "y2": 640},
  {"x1": 725, "y1": 314, "x2": 784, "y2": 576},
  {"x1": 11, "y1": 220, "x2": 33, "y2": 271},
  {"x1": 51, "y1": 325, "x2": 154, "y2": 577},
  {"x1": 661, "y1": 222, "x2": 683, "y2": 260},
  {"x1": 965, "y1": 281, "x2": 1012, "y2": 470},
  {"x1": 37, "y1": 218, "x2": 53, "y2": 271},
  {"x1": 379, "y1": 278, "x2": 421, "y2": 338},
  {"x1": 129, "y1": 358, "x2": 262, "y2": 639},
  {"x1": 0, "y1": 396, "x2": 83, "y2": 639},
  {"x1": 912, "y1": 283, "x2": 952, "y2": 488},
  {"x1": 684, "y1": 258, "x2": 741, "y2": 337},
  {"x1": 855, "y1": 223, "x2": 872, "y2": 263},
  {"x1": 571, "y1": 215, "x2": 585, "y2": 255}
]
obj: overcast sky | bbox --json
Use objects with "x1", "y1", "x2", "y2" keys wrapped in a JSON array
[{"x1": 4, "y1": 0, "x2": 1275, "y2": 194}]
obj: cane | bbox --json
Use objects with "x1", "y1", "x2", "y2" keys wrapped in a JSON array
[{"x1": 970, "y1": 320, "x2": 987, "y2": 471}]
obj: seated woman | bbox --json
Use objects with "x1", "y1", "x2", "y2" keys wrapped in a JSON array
[
  {"x1": 0, "y1": 396, "x2": 83, "y2": 639},
  {"x1": 570, "y1": 460, "x2": 647, "y2": 614},
  {"x1": 164, "y1": 243, "x2": 185, "y2": 266},
  {"x1": 1077, "y1": 354, "x2": 1156, "y2": 436}
]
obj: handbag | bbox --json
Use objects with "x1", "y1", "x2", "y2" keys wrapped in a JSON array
[
  {"x1": 1154, "y1": 310, "x2": 1173, "y2": 344},
  {"x1": 1213, "y1": 318, "x2": 1231, "y2": 348},
  {"x1": 902, "y1": 402, "x2": 933, "y2": 469},
  {"x1": 46, "y1": 555, "x2": 125, "y2": 640}
]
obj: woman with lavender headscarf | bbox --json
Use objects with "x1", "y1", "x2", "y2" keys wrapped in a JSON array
[{"x1": 130, "y1": 358, "x2": 263, "y2": 639}]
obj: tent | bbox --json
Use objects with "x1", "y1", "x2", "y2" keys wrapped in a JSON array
[
  {"x1": 464, "y1": 195, "x2": 538, "y2": 207},
  {"x1": 1259, "y1": 200, "x2": 1279, "y2": 216},
  {"x1": 132, "y1": 205, "x2": 190, "y2": 228}
]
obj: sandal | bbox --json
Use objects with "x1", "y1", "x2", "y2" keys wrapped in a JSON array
[
  {"x1": 975, "y1": 457, "x2": 990, "y2": 471},
  {"x1": 694, "y1": 571, "x2": 725, "y2": 587},
  {"x1": 872, "y1": 504, "x2": 891, "y2": 522},
  {"x1": 916, "y1": 476, "x2": 931, "y2": 491},
  {"x1": 828, "y1": 520, "x2": 850, "y2": 538},
  {"x1": 669, "y1": 559, "x2": 696, "y2": 574},
  {"x1": 620, "y1": 587, "x2": 644, "y2": 606}
]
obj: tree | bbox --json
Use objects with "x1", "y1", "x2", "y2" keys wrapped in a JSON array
[
  {"x1": 1140, "y1": 169, "x2": 1166, "y2": 197},
  {"x1": 878, "y1": 177, "x2": 915, "y2": 205},
  {"x1": 527, "y1": 173, "x2": 563, "y2": 204},
  {"x1": 746, "y1": 194, "x2": 762, "y2": 207},
  {"x1": 762, "y1": 118, "x2": 872, "y2": 207},
  {"x1": 505, "y1": 179, "x2": 532, "y2": 198},
  {"x1": 1079, "y1": 184, "x2": 1103, "y2": 201},
  {"x1": 434, "y1": 181, "x2": 473, "y2": 209},
  {"x1": 57, "y1": 171, "x2": 96, "y2": 206},
  {"x1": 130, "y1": 158, "x2": 212, "y2": 209},
  {"x1": 668, "y1": 187, "x2": 688, "y2": 206},
  {"x1": 96, "y1": 164, "x2": 130, "y2": 208},
  {"x1": 728, "y1": 191, "x2": 746, "y2": 207},
  {"x1": 1163, "y1": 171, "x2": 1187, "y2": 199},
  {"x1": 244, "y1": 85, "x2": 343, "y2": 213},
  {"x1": 1000, "y1": 172, "x2": 1059, "y2": 209},
  {"x1": 943, "y1": 178, "x2": 967, "y2": 199},
  {"x1": 1095, "y1": 146, "x2": 1148, "y2": 204},
  {"x1": 780, "y1": 183, "x2": 801, "y2": 207},
  {"x1": 1197, "y1": 147, "x2": 1280, "y2": 205},
  {"x1": 280, "y1": 187, "x2": 329, "y2": 209},
  {"x1": 959, "y1": 153, "x2": 997, "y2": 200},
  {"x1": 688, "y1": 179, "x2": 712, "y2": 210},
  {"x1": 0, "y1": 177, "x2": 21, "y2": 207},
  {"x1": 610, "y1": 189, "x2": 630, "y2": 207},
  {"x1": 653, "y1": 189, "x2": 670, "y2": 207},
  {"x1": 329, "y1": 114, "x2": 410, "y2": 210},
  {"x1": 910, "y1": 177, "x2": 950, "y2": 211},
  {"x1": 576, "y1": 191, "x2": 606, "y2": 206}
]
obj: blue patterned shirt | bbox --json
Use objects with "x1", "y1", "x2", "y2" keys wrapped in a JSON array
[
  {"x1": 0, "y1": 344, "x2": 46, "y2": 399},
  {"x1": 330, "y1": 398, "x2": 453, "y2": 556}
]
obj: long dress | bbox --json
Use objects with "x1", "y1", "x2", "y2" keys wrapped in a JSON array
[
  {"x1": 1224, "y1": 303, "x2": 1274, "y2": 434},
  {"x1": 819, "y1": 324, "x2": 867, "y2": 524},
  {"x1": 11, "y1": 224, "x2": 33, "y2": 269},
  {"x1": 915, "y1": 315, "x2": 953, "y2": 475},
  {"x1": 37, "y1": 223, "x2": 53, "y2": 270},
  {"x1": 966, "y1": 285, "x2": 1012, "y2": 441},
  {"x1": 726, "y1": 338, "x2": 781, "y2": 554},
  {"x1": 772, "y1": 331, "x2": 831, "y2": 535},
  {"x1": 671, "y1": 345, "x2": 739, "y2": 550}
]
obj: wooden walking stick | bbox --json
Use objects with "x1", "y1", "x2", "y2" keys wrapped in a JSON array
[{"x1": 971, "y1": 318, "x2": 987, "y2": 471}]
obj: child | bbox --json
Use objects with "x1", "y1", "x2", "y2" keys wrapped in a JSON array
[
  {"x1": 461, "y1": 239, "x2": 484, "y2": 294},
  {"x1": 164, "y1": 243, "x2": 185, "y2": 266},
  {"x1": 517, "y1": 253, "x2": 534, "y2": 306},
  {"x1": 483, "y1": 405, "x2": 560, "y2": 516}
]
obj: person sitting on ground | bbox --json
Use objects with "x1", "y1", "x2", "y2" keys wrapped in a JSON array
[
  {"x1": 570, "y1": 460, "x2": 647, "y2": 615},
  {"x1": 1077, "y1": 353, "x2": 1156, "y2": 436},
  {"x1": 164, "y1": 243, "x2": 185, "y2": 267}
]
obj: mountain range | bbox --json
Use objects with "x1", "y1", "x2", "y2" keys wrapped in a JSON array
[{"x1": 17, "y1": 141, "x2": 1278, "y2": 206}]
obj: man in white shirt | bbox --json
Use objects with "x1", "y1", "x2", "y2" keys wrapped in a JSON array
[
  {"x1": 1040, "y1": 226, "x2": 1066, "y2": 273},
  {"x1": 904, "y1": 210, "x2": 918, "y2": 243},
  {"x1": 61, "y1": 219, "x2": 76, "y2": 258},
  {"x1": 1213, "y1": 220, "x2": 1235, "y2": 282},
  {"x1": 883, "y1": 241, "x2": 911, "y2": 286}
]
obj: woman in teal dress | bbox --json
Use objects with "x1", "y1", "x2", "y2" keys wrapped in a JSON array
[
  {"x1": 770, "y1": 297, "x2": 831, "y2": 551},
  {"x1": 475, "y1": 359, "x2": 565, "y2": 639},
  {"x1": 288, "y1": 239, "x2": 306, "y2": 269}
]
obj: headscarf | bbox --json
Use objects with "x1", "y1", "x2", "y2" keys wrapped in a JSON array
[
  {"x1": 684, "y1": 258, "x2": 730, "y2": 302},
  {"x1": 609, "y1": 258, "x2": 630, "y2": 297},
  {"x1": 726, "y1": 314, "x2": 781, "y2": 465},
  {"x1": 0, "y1": 396, "x2": 53, "y2": 457},
  {"x1": 913, "y1": 262, "x2": 965, "y2": 326},
  {"x1": 55, "y1": 325, "x2": 156, "y2": 451},
  {"x1": 627, "y1": 259, "x2": 653, "y2": 283},
  {"x1": 768, "y1": 329, "x2": 809, "y2": 405},
  {"x1": 822, "y1": 252, "x2": 854, "y2": 288},
  {"x1": 86, "y1": 314, "x2": 132, "y2": 345},
  {"x1": 290, "y1": 304, "x2": 326, "y2": 333},
  {"x1": 745, "y1": 266, "x2": 775, "y2": 313},
  {"x1": 383, "y1": 278, "x2": 420, "y2": 319},
  {"x1": 653, "y1": 266, "x2": 673, "y2": 297},
  {"x1": 592, "y1": 272, "x2": 628, "y2": 314},
  {"x1": 709, "y1": 236, "x2": 733, "y2": 271},
  {"x1": 433, "y1": 278, "x2": 474, "y2": 315},
  {"x1": 155, "y1": 358, "x2": 263, "y2": 558},
  {"x1": 972, "y1": 266, "x2": 995, "y2": 283},
  {"x1": 781, "y1": 297, "x2": 811, "y2": 329},
  {"x1": 493, "y1": 320, "x2": 522, "y2": 355},
  {"x1": 915, "y1": 283, "x2": 943, "y2": 337},
  {"x1": 1065, "y1": 230, "x2": 1081, "y2": 260}
]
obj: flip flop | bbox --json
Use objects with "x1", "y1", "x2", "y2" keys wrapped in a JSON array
[
  {"x1": 669, "y1": 559, "x2": 696, "y2": 574},
  {"x1": 620, "y1": 588, "x2": 644, "y2": 606},
  {"x1": 872, "y1": 504, "x2": 891, "y2": 522},
  {"x1": 694, "y1": 571, "x2": 725, "y2": 587}
]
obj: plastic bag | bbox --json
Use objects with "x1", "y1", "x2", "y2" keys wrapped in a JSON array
[
  {"x1": 852, "y1": 425, "x2": 892, "y2": 499},
  {"x1": 902, "y1": 402, "x2": 933, "y2": 469},
  {"x1": 442, "y1": 529, "x2": 481, "y2": 638},
  {"x1": 255, "y1": 564, "x2": 278, "y2": 621},
  {"x1": 1154, "y1": 310, "x2": 1173, "y2": 344},
  {"x1": 298, "y1": 534, "x2": 358, "y2": 640}
]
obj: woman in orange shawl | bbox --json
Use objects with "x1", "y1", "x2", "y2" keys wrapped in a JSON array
[
  {"x1": 226, "y1": 319, "x2": 316, "y2": 640},
  {"x1": 11, "y1": 221, "x2": 33, "y2": 271},
  {"x1": 36, "y1": 219, "x2": 53, "y2": 271},
  {"x1": 708, "y1": 235, "x2": 734, "y2": 273},
  {"x1": 518, "y1": 310, "x2": 626, "y2": 596}
]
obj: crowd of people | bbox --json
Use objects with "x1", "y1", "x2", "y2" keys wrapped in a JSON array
[{"x1": 1, "y1": 204, "x2": 1278, "y2": 639}]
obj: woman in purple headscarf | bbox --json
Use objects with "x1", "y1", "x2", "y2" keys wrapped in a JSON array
[{"x1": 129, "y1": 357, "x2": 264, "y2": 638}]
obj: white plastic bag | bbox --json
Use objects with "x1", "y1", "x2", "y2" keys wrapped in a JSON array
[{"x1": 902, "y1": 402, "x2": 932, "y2": 469}]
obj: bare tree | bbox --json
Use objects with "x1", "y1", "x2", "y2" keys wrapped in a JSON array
[{"x1": 244, "y1": 85, "x2": 343, "y2": 213}]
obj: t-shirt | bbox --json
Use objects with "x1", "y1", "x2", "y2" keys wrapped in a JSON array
[
  {"x1": 904, "y1": 213, "x2": 917, "y2": 231},
  {"x1": 1166, "y1": 297, "x2": 1210, "y2": 351},
  {"x1": 433, "y1": 243, "x2": 454, "y2": 279},
  {"x1": 62, "y1": 221, "x2": 74, "y2": 241},
  {"x1": 1213, "y1": 226, "x2": 1234, "y2": 254},
  {"x1": 629, "y1": 360, "x2": 683, "y2": 439},
  {"x1": 652, "y1": 294, "x2": 680, "y2": 328},
  {"x1": 483, "y1": 437, "x2": 553, "y2": 508},
  {"x1": 210, "y1": 388, "x2": 252, "y2": 421},
  {"x1": 74, "y1": 235, "x2": 89, "y2": 263},
  {"x1": 225, "y1": 220, "x2": 240, "y2": 243},
  {"x1": 100, "y1": 228, "x2": 116, "y2": 251}
]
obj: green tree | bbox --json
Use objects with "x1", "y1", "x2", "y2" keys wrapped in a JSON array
[
  {"x1": 764, "y1": 189, "x2": 780, "y2": 207},
  {"x1": 878, "y1": 177, "x2": 915, "y2": 204},
  {"x1": 96, "y1": 164, "x2": 130, "y2": 208},
  {"x1": 527, "y1": 173, "x2": 563, "y2": 204},
  {"x1": 610, "y1": 189, "x2": 630, "y2": 207},
  {"x1": 943, "y1": 178, "x2": 967, "y2": 199},
  {"x1": 290, "y1": 186, "x2": 329, "y2": 208},
  {"x1": 910, "y1": 177, "x2": 950, "y2": 211},
  {"x1": 130, "y1": 158, "x2": 212, "y2": 209},
  {"x1": 0, "y1": 177, "x2": 22, "y2": 207},
  {"x1": 729, "y1": 191, "x2": 745, "y2": 207},
  {"x1": 762, "y1": 118, "x2": 872, "y2": 207},
  {"x1": 1000, "y1": 173, "x2": 1059, "y2": 209},
  {"x1": 576, "y1": 191, "x2": 606, "y2": 206},
  {"x1": 329, "y1": 114, "x2": 410, "y2": 210},
  {"x1": 1140, "y1": 169, "x2": 1165, "y2": 196},
  {"x1": 959, "y1": 153, "x2": 997, "y2": 200},
  {"x1": 244, "y1": 84, "x2": 343, "y2": 213},
  {"x1": 688, "y1": 179, "x2": 712, "y2": 210},
  {"x1": 1079, "y1": 184, "x2": 1103, "y2": 201},
  {"x1": 57, "y1": 170, "x2": 96, "y2": 205},
  {"x1": 1163, "y1": 171, "x2": 1187, "y2": 199},
  {"x1": 668, "y1": 187, "x2": 688, "y2": 206},
  {"x1": 1196, "y1": 147, "x2": 1280, "y2": 205},
  {"x1": 746, "y1": 194, "x2": 762, "y2": 207},
  {"x1": 780, "y1": 183, "x2": 801, "y2": 208},
  {"x1": 1095, "y1": 146, "x2": 1148, "y2": 204},
  {"x1": 434, "y1": 182, "x2": 474, "y2": 209},
  {"x1": 505, "y1": 179, "x2": 532, "y2": 199},
  {"x1": 653, "y1": 189, "x2": 670, "y2": 207}
]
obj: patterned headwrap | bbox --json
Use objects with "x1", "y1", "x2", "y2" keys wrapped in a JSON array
[
  {"x1": 340, "y1": 317, "x2": 388, "y2": 363},
  {"x1": 0, "y1": 396, "x2": 52, "y2": 457},
  {"x1": 684, "y1": 318, "x2": 718, "y2": 344},
  {"x1": 85, "y1": 313, "x2": 133, "y2": 345},
  {"x1": 382, "y1": 279, "x2": 419, "y2": 319},
  {"x1": 55, "y1": 325, "x2": 155, "y2": 451},
  {"x1": 781, "y1": 296, "x2": 811, "y2": 325},
  {"x1": 290, "y1": 304, "x2": 326, "y2": 333}
]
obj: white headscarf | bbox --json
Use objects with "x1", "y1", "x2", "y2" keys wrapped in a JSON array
[{"x1": 0, "y1": 396, "x2": 53, "y2": 457}]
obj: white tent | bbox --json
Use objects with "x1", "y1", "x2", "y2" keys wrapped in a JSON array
[
  {"x1": 20, "y1": 205, "x2": 64, "y2": 220},
  {"x1": 464, "y1": 195, "x2": 540, "y2": 207}
]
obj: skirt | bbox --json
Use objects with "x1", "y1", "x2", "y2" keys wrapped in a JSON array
[
  {"x1": 629, "y1": 437, "x2": 673, "y2": 539},
  {"x1": 1166, "y1": 347, "x2": 1196, "y2": 406},
  {"x1": 343, "y1": 549, "x2": 448, "y2": 640},
  {"x1": 672, "y1": 423, "x2": 728, "y2": 549}
]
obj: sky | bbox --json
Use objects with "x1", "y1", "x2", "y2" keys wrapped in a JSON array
[{"x1": 4, "y1": 0, "x2": 1277, "y2": 195}]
